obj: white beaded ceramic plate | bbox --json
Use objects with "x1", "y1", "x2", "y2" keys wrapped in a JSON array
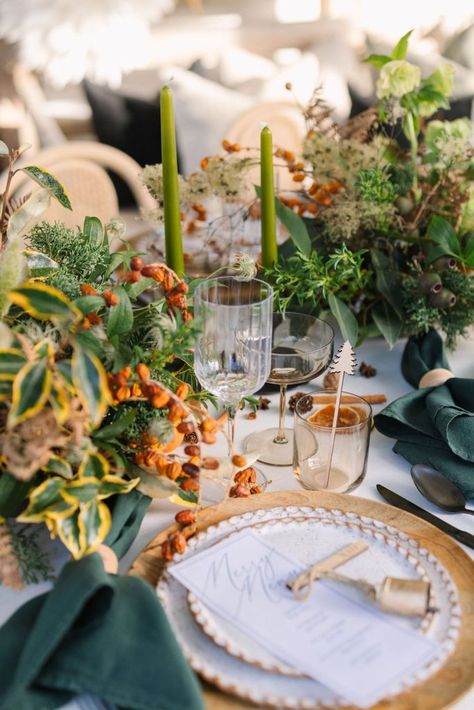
[{"x1": 156, "y1": 505, "x2": 461, "y2": 709}]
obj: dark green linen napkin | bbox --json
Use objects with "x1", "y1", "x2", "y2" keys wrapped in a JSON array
[
  {"x1": 0, "y1": 552, "x2": 204, "y2": 710},
  {"x1": 105, "y1": 489, "x2": 151, "y2": 559},
  {"x1": 375, "y1": 330, "x2": 474, "y2": 498}
]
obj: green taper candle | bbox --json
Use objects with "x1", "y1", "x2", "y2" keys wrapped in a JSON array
[
  {"x1": 260, "y1": 125, "x2": 278, "y2": 268},
  {"x1": 160, "y1": 85, "x2": 184, "y2": 275}
]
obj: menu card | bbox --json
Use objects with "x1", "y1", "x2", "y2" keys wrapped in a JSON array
[{"x1": 170, "y1": 530, "x2": 438, "y2": 708}]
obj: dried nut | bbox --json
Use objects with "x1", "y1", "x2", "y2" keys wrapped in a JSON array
[
  {"x1": 184, "y1": 431, "x2": 198, "y2": 444},
  {"x1": 136, "y1": 363, "x2": 151, "y2": 380},
  {"x1": 150, "y1": 390, "x2": 170, "y2": 408},
  {"x1": 123, "y1": 270, "x2": 141, "y2": 283},
  {"x1": 115, "y1": 385, "x2": 131, "y2": 402},
  {"x1": 154, "y1": 454, "x2": 169, "y2": 473},
  {"x1": 182, "y1": 523, "x2": 198, "y2": 540},
  {"x1": 231, "y1": 454, "x2": 247, "y2": 468},
  {"x1": 144, "y1": 451, "x2": 159, "y2": 468},
  {"x1": 182, "y1": 462, "x2": 200, "y2": 478},
  {"x1": 201, "y1": 431, "x2": 217, "y2": 445},
  {"x1": 247, "y1": 412, "x2": 257, "y2": 420},
  {"x1": 234, "y1": 467, "x2": 256, "y2": 484},
  {"x1": 131, "y1": 383, "x2": 142, "y2": 397},
  {"x1": 184, "y1": 444, "x2": 199, "y2": 456},
  {"x1": 170, "y1": 531, "x2": 187, "y2": 554},
  {"x1": 168, "y1": 402, "x2": 186, "y2": 422},
  {"x1": 230, "y1": 484, "x2": 251, "y2": 498},
  {"x1": 175, "y1": 510, "x2": 196, "y2": 526},
  {"x1": 201, "y1": 418, "x2": 217, "y2": 433},
  {"x1": 161, "y1": 540, "x2": 173, "y2": 561},
  {"x1": 202, "y1": 457, "x2": 219, "y2": 470},
  {"x1": 177, "y1": 421, "x2": 194, "y2": 434},
  {"x1": 180, "y1": 478, "x2": 199, "y2": 492},
  {"x1": 175, "y1": 382, "x2": 190, "y2": 400},
  {"x1": 166, "y1": 462, "x2": 182, "y2": 480}
]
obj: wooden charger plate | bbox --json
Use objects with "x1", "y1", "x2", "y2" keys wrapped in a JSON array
[{"x1": 128, "y1": 490, "x2": 474, "y2": 710}]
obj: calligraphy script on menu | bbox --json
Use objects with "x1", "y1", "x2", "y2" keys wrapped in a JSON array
[{"x1": 170, "y1": 530, "x2": 438, "y2": 708}]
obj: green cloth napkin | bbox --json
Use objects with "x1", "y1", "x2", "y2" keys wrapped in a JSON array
[
  {"x1": 375, "y1": 330, "x2": 474, "y2": 499},
  {"x1": 0, "y1": 490, "x2": 203, "y2": 710},
  {"x1": 0, "y1": 552, "x2": 204, "y2": 710}
]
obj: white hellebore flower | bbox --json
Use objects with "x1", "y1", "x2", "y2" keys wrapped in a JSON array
[{"x1": 376, "y1": 60, "x2": 421, "y2": 99}]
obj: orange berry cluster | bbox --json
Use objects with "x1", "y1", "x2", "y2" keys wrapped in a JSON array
[
  {"x1": 122, "y1": 259, "x2": 191, "y2": 322},
  {"x1": 186, "y1": 202, "x2": 208, "y2": 235},
  {"x1": 222, "y1": 139, "x2": 241, "y2": 153},
  {"x1": 79, "y1": 284, "x2": 120, "y2": 328}
]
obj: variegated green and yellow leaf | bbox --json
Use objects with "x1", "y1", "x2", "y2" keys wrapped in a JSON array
[
  {"x1": 0, "y1": 378, "x2": 12, "y2": 401},
  {"x1": 8, "y1": 282, "x2": 81, "y2": 321},
  {"x1": 78, "y1": 450, "x2": 110, "y2": 480},
  {"x1": 50, "y1": 377, "x2": 70, "y2": 425},
  {"x1": 55, "y1": 509, "x2": 83, "y2": 559},
  {"x1": 0, "y1": 349, "x2": 26, "y2": 377},
  {"x1": 24, "y1": 249, "x2": 59, "y2": 279},
  {"x1": 17, "y1": 477, "x2": 65, "y2": 523},
  {"x1": 79, "y1": 499, "x2": 111, "y2": 555},
  {"x1": 43, "y1": 455, "x2": 73, "y2": 479},
  {"x1": 33, "y1": 339, "x2": 55, "y2": 361},
  {"x1": 71, "y1": 345, "x2": 111, "y2": 428},
  {"x1": 21, "y1": 165, "x2": 72, "y2": 210},
  {"x1": 8, "y1": 358, "x2": 52, "y2": 428},
  {"x1": 41, "y1": 498, "x2": 75, "y2": 520},
  {"x1": 57, "y1": 360, "x2": 74, "y2": 392},
  {"x1": 98, "y1": 474, "x2": 138, "y2": 499},
  {"x1": 61, "y1": 477, "x2": 100, "y2": 505}
]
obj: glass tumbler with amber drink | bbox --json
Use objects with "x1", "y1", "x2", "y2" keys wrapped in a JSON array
[{"x1": 293, "y1": 391, "x2": 372, "y2": 493}]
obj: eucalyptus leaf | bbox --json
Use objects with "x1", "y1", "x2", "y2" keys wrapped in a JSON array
[
  {"x1": 371, "y1": 301, "x2": 403, "y2": 349},
  {"x1": 427, "y1": 215, "x2": 460, "y2": 257},
  {"x1": 327, "y1": 292, "x2": 358, "y2": 345},
  {"x1": 255, "y1": 185, "x2": 311, "y2": 256},
  {"x1": 370, "y1": 248, "x2": 402, "y2": 316}
]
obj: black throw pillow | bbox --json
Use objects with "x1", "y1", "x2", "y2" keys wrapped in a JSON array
[{"x1": 83, "y1": 79, "x2": 182, "y2": 207}]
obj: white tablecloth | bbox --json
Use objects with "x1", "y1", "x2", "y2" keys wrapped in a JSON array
[{"x1": 1, "y1": 334, "x2": 474, "y2": 709}]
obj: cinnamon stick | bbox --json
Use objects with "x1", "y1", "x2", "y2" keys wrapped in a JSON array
[{"x1": 317, "y1": 394, "x2": 386, "y2": 405}]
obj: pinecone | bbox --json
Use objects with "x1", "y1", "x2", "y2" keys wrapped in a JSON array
[
  {"x1": 289, "y1": 392, "x2": 312, "y2": 413},
  {"x1": 359, "y1": 362, "x2": 376, "y2": 378},
  {"x1": 322, "y1": 371, "x2": 340, "y2": 390}
]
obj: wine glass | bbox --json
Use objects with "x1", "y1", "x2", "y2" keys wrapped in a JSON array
[
  {"x1": 243, "y1": 312, "x2": 334, "y2": 466},
  {"x1": 193, "y1": 276, "x2": 273, "y2": 451}
]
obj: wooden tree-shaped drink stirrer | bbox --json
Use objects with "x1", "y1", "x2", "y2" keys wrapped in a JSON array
[{"x1": 324, "y1": 341, "x2": 357, "y2": 488}]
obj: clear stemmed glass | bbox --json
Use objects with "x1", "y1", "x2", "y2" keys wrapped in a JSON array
[
  {"x1": 243, "y1": 312, "x2": 334, "y2": 466},
  {"x1": 193, "y1": 276, "x2": 273, "y2": 452}
]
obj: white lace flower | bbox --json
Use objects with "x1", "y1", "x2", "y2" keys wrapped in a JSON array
[{"x1": 230, "y1": 252, "x2": 257, "y2": 280}]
